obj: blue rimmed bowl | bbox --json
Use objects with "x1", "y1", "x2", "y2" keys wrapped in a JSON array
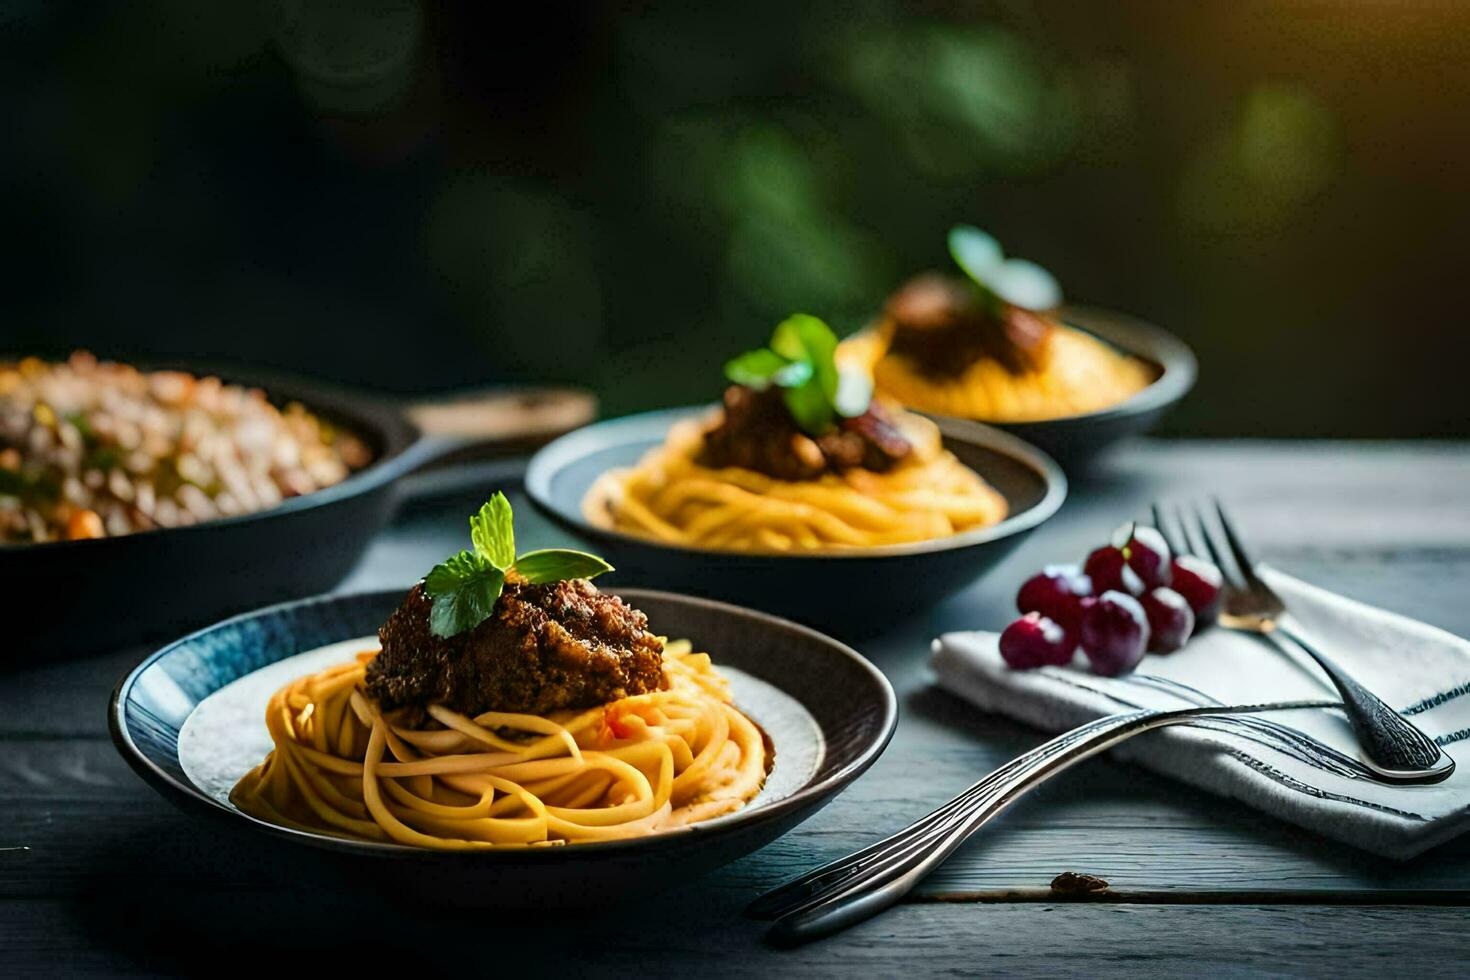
[{"x1": 110, "y1": 587, "x2": 897, "y2": 906}]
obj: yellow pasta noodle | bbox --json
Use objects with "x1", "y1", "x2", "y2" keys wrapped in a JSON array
[
  {"x1": 231, "y1": 640, "x2": 767, "y2": 848},
  {"x1": 839, "y1": 325, "x2": 1155, "y2": 423},
  {"x1": 584, "y1": 410, "x2": 1008, "y2": 553}
]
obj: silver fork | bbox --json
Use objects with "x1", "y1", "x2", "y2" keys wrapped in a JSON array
[
  {"x1": 748, "y1": 698, "x2": 1337, "y2": 946},
  {"x1": 1154, "y1": 498, "x2": 1453, "y2": 783}
]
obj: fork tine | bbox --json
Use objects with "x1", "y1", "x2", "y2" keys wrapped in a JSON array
[
  {"x1": 1212, "y1": 498, "x2": 1266, "y2": 587},
  {"x1": 1152, "y1": 500, "x2": 1189, "y2": 558},
  {"x1": 1188, "y1": 499, "x2": 1249, "y2": 592},
  {"x1": 1180, "y1": 501, "x2": 1213, "y2": 563}
]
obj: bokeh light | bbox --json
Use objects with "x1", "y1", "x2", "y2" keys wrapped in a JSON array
[{"x1": 2, "y1": 0, "x2": 1466, "y2": 435}]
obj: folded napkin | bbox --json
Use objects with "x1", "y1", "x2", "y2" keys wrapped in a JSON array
[{"x1": 931, "y1": 568, "x2": 1470, "y2": 859}]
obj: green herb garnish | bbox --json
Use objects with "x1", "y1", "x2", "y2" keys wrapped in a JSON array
[
  {"x1": 723, "y1": 314, "x2": 873, "y2": 436},
  {"x1": 947, "y1": 224, "x2": 1062, "y2": 313},
  {"x1": 423, "y1": 552, "x2": 504, "y2": 640},
  {"x1": 421, "y1": 491, "x2": 613, "y2": 638}
]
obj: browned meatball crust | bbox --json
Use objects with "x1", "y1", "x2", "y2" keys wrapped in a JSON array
[
  {"x1": 884, "y1": 272, "x2": 1053, "y2": 376},
  {"x1": 366, "y1": 579, "x2": 665, "y2": 716},
  {"x1": 698, "y1": 384, "x2": 912, "y2": 482}
]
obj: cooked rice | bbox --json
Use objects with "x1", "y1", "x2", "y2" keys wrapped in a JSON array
[{"x1": 0, "y1": 352, "x2": 373, "y2": 544}]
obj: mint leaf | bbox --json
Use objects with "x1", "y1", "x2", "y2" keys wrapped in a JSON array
[
  {"x1": 948, "y1": 225, "x2": 1004, "y2": 284},
  {"x1": 513, "y1": 548, "x2": 614, "y2": 584},
  {"x1": 423, "y1": 549, "x2": 491, "y2": 594},
  {"x1": 727, "y1": 349, "x2": 814, "y2": 391},
  {"x1": 771, "y1": 358, "x2": 814, "y2": 388},
  {"x1": 725, "y1": 348, "x2": 789, "y2": 389},
  {"x1": 423, "y1": 550, "x2": 505, "y2": 638},
  {"x1": 782, "y1": 380, "x2": 835, "y2": 436},
  {"x1": 763, "y1": 314, "x2": 847, "y2": 435},
  {"x1": 419, "y1": 491, "x2": 616, "y2": 638},
  {"x1": 985, "y1": 259, "x2": 1061, "y2": 311},
  {"x1": 770, "y1": 314, "x2": 840, "y2": 401},
  {"x1": 720, "y1": 314, "x2": 854, "y2": 434},
  {"x1": 469, "y1": 491, "x2": 515, "y2": 569},
  {"x1": 948, "y1": 224, "x2": 1062, "y2": 311}
]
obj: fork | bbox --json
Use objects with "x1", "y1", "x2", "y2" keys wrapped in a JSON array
[
  {"x1": 748, "y1": 697, "x2": 1337, "y2": 946},
  {"x1": 1153, "y1": 498, "x2": 1453, "y2": 783}
]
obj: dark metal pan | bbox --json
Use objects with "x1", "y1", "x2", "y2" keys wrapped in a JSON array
[{"x1": 2, "y1": 363, "x2": 595, "y2": 661}]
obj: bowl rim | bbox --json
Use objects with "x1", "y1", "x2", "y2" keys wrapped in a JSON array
[
  {"x1": 525, "y1": 405, "x2": 1067, "y2": 561},
  {"x1": 109, "y1": 586, "x2": 899, "y2": 862}
]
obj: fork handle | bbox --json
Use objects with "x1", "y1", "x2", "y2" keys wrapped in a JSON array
[
  {"x1": 1267, "y1": 618, "x2": 1449, "y2": 779},
  {"x1": 768, "y1": 700, "x2": 1334, "y2": 946}
]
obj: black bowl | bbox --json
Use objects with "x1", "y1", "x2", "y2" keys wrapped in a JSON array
[
  {"x1": 525, "y1": 408, "x2": 1066, "y2": 633},
  {"x1": 989, "y1": 305, "x2": 1196, "y2": 473},
  {"x1": 110, "y1": 588, "x2": 896, "y2": 906}
]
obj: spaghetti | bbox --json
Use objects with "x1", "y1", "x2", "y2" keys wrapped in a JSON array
[
  {"x1": 584, "y1": 409, "x2": 1008, "y2": 552},
  {"x1": 841, "y1": 326, "x2": 1155, "y2": 424},
  {"x1": 230, "y1": 639, "x2": 767, "y2": 848}
]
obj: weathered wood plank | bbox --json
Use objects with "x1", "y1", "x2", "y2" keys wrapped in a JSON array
[{"x1": 7, "y1": 896, "x2": 1470, "y2": 979}]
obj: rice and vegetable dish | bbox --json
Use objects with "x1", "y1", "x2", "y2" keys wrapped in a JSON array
[{"x1": 0, "y1": 352, "x2": 372, "y2": 544}]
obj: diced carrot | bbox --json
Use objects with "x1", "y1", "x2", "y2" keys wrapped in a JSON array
[{"x1": 66, "y1": 509, "x2": 105, "y2": 540}]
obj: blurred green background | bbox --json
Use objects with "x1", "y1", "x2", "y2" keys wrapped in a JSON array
[{"x1": 4, "y1": 0, "x2": 1467, "y2": 436}]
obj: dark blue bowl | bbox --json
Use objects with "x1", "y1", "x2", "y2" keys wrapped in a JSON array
[
  {"x1": 110, "y1": 588, "x2": 896, "y2": 906},
  {"x1": 526, "y1": 409, "x2": 1065, "y2": 634}
]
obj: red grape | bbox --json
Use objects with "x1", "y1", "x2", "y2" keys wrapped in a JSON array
[
  {"x1": 1113, "y1": 523, "x2": 1172, "y2": 589},
  {"x1": 1170, "y1": 555, "x2": 1224, "y2": 626},
  {"x1": 999, "y1": 612, "x2": 1077, "y2": 669},
  {"x1": 1083, "y1": 545, "x2": 1144, "y2": 597},
  {"x1": 1141, "y1": 587, "x2": 1195, "y2": 653},
  {"x1": 1016, "y1": 564, "x2": 1093, "y2": 630},
  {"x1": 1079, "y1": 591, "x2": 1150, "y2": 676}
]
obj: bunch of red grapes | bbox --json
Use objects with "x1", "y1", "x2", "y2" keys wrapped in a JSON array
[{"x1": 1001, "y1": 524, "x2": 1225, "y2": 676}]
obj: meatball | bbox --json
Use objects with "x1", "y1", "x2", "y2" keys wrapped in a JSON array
[
  {"x1": 699, "y1": 384, "x2": 912, "y2": 481},
  {"x1": 365, "y1": 579, "x2": 665, "y2": 716},
  {"x1": 884, "y1": 272, "x2": 1053, "y2": 376}
]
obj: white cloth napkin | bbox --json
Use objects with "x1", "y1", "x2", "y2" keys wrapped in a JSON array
[{"x1": 930, "y1": 567, "x2": 1470, "y2": 859}]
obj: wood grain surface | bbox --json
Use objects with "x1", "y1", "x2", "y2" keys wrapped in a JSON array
[{"x1": 5, "y1": 441, "x2": 1470, "y2": 976}]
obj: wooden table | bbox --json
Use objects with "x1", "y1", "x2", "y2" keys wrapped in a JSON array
[{"x1": 7, "y1": 441, "x2": 1470, "y2": 976}]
